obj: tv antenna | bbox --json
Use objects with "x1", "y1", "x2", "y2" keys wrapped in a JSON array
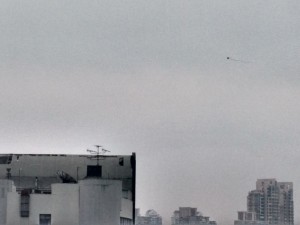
[{"x1": 86, "y1": 145, "x2": 111, "y2": 166}]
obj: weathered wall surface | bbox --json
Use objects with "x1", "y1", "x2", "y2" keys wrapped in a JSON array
[
  {"x1": 0, "y1": 180, "x2": 13, "y2": 225},
  {"x1": 51, "y1": 184, "x2": 79, "y2": 225},
  {"x1": 79, "y1": 179, "x2": 122, "y2": 225}
]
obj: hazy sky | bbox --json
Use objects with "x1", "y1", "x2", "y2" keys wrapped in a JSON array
[{"x1": 1, "y1": 1, "x2": 300, "y2": 225}]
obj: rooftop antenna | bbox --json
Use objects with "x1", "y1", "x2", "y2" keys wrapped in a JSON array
[{"x1": 86, "y1": 145, "x2": 111, "y2": 166}]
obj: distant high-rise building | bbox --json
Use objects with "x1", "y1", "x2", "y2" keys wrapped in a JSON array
[
  {"x1": 247, "y1": 190, "x2": 265, "y2": 221},
  {"x1": 135, "y1": 209, "x2": 162, "y2": 225},
  {"x1": 235, "y1": 179, "x2": 293, "y2": 225},
  {"x1": 171, "y1": 207, "x2": 217, "y2": 225}
]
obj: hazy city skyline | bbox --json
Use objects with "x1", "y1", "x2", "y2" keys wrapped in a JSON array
[
  {"x1": 235, "y1": 179, "x2": 294, "y2": 225},
  {"x1": 1, "y1": 1, "x2": 300, "y2": 225}
]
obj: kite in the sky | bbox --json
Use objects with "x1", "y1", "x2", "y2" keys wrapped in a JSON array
[{"x1": 227, "y1": 56, "x2": 251, "y2": 63}]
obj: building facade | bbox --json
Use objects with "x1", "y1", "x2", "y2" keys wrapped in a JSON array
[
  {"x1": 135, "y1": 209, "x2": 162, "y2": 225},
  {"x1": 235, "y1": 179, "x2": 293, "y2": 225},
  {"x1": 171, "y1": 207, "x2": 217, "y2": 225},
  {"x1": 0, "y1": 153, "x2": 136, "y2": 225}
]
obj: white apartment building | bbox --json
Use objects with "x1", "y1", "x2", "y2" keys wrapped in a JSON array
[{"x1": 0, "y1": 153, "x2": 136, "y2": 225}]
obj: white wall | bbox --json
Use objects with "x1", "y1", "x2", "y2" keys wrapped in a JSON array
[
  {"x1": 7, "y1": 184, "x2": 80, "y2": 225},
  {"x1": 6, "y1": 192, "x2": 23, "y2": 225},
  {"x1": 79, "y1": 179, "x2": 122, "y2": 225},
  {"x1": 0, "y1": 180, "x2": 14, "y2": 225},
  {"x1": 30, "y1": 194, "x2": 53, "y2": 225},
  {"x1": 6, "y1": 179, "x2": 124, "y2": 225},
  {"x1": 121, "y1": 198, "x2": 133, "y2": 219},
  {"x1": 51, "y1": 184, "x2": 79, "y2": 225}
]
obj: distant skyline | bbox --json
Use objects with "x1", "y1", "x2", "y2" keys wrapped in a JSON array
[
  {"x1": 235, "y1": 179, "x2": 294, "y2": 225},
  {"x1": 1, "y1": 1, "x2": 300, "y2": 225}
]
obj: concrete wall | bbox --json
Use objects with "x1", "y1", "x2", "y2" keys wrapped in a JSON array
[
  {"x1": 121, "y1": 198, "x2": 133, "y2": 219},
  {"x1": 6, "y1": 192, "x2": 22, "y2": 225},
  {"x1": 79, "y1": 179, "x2": 122, "y2": 225},
  {"x1": 51, "y1": 184, "x2": 79, "y2": 225},
  {"x1": 0, "y1": 180, "x2": 13, "y2": 225},
  {"x1": 30, "y1": 194, "x2": 53, "y2": 225},
  {"x1": 7, "y1": 183, "x2": 80, "y2": 225},
  {"x1": 5, "y1": 179, "x2": 128, "y2": 225},
  {"x1": 30, "y1": 184, "x2": 80, "y2": 225},
  {"x1": 0, "y1": 154, "x2": 133, "y2": 182},
  {"x1": 0, "y1": 153, "x2": 135, "y2": 225}
]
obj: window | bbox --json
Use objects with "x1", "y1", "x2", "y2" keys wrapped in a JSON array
[
  {"x1": 87, "y1": 165, "x2": 102, "y2": 177},
  {"x1": 0, "y1": 155, "x2": 12, "y2": 164},
  {"x1": 238, "y1": 212, "x2": 243, "y2": 220},
  {"x1": 40, "y1": 214, "x2": 51, "y2": 225},
  {"x1": 119, "y1": 157, "x2": 124, "y2": 166},
  {"x1": 20, "y1": 190, "x2": 30, "y2": 217}
]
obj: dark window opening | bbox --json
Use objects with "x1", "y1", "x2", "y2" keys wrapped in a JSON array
[
  {"x1": 6, "y1": 168, "x2": 11, "y2": 179},
  {"x1": 87, "y1": 165, "x2": 102, "y2": 177},
  {"x1": 119, "y1": 157, "x2": 124, "y2": 166},
  {"x1": 40, "y1": 214, "x2": 51, "y2": 225},
  {"x1": 20, "y1": 190, "x2": 30, "y2": 217},
  {"x1": 0, "y1": 155, "x2": 12, "y2": 164}
]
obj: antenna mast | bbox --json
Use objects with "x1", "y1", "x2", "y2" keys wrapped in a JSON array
[{"x1": 86, "y1": 145, "x2": 111, "y2": 166}]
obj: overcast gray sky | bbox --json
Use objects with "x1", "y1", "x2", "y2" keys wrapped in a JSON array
[{"x1": 1, "y1": 1, "x2": 300, "y2": 224}]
